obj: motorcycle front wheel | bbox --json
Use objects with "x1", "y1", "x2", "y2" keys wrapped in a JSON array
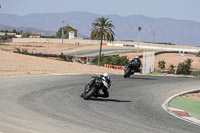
[
  {"x1": 82, "y1": 87, "x2": 98, "y2": 100},
  {"x1": 124, "y1": 67, "x2": 131, "y2": 78}
]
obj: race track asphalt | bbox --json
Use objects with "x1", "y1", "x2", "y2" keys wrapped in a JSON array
[
  {"x1": 64, "y1": 49, "x2": 135, "y2": 57},
  {"x1": 0, "y1": 74, "x2": 199, "y2": 133}
]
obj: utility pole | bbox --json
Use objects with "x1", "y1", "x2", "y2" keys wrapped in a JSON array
[
  {"x1": 137, "y1": 27, "x2": 142, "y2": 56},
  {"x1": 62, "y1": 21, "x2": 65, "y2": 44}
]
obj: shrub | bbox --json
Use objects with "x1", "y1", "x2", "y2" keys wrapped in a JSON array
[
  {"x1": 112, "y1": 56, "x2": 129, "y2": 66},
  {"x1": 168, "y1": 64, "x2": 175, "y2": 74},
  {"x1": 92, "y1": 55, "x2": 129, "y2": 66},
  {"x1": 59, "y1": 52, "x2": 69, "y2": 61},
  {"x1": 59, "y1": 52, "x2": 65, "y2": 59},
  {"x1": 196, "y1": 51, "x2": 200, "y2": 57},
  {"x1": 158, "y1": 60, "x2": 166, "y2": 70},
  {"x1": 21, "y1": 49, "x2": 28, "y2": 54},
  {"x1": 177, "y1": 58, "x2": 193, "y2": 75},
  {"x1": 169, "y1": 64, "x2": 175, "y2": 70},
  {"x1": 14, "y1": 48, "x2": 21, "y2": 53}
]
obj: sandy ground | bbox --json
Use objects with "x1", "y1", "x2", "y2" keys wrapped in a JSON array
[
  {"x1": 0, "y1": 42, "x2": 86, "y2": 54},
  {"x1": 0, "y1": 50, "x2": 123, "y2": 76},
  {"x1": 0, "y1": 42, "x2": 126, "y2": 76},
  {"x1": 183, "y1": 93, "x2": 200, "y2": 101}
]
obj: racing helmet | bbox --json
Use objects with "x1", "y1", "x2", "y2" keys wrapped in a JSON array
[
  {"x1": 103, "y1": 73, "x2": 109, "y2": 79},
  {"x1": 102, "y1": 73, "x2": 111, "y2": 88}
]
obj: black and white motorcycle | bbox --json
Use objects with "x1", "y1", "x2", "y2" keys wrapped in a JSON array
[{"x1": 81, "y1": 74, "x2": 111, "y2": 100}]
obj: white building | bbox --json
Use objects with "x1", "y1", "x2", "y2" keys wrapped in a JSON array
[{"x1": 69, "y1": 31, "x2": 75, "y2": 40}]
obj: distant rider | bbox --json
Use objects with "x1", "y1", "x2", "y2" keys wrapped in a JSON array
[{"x1": 130, "y1": 56, "x2": 141, "y2": 72}]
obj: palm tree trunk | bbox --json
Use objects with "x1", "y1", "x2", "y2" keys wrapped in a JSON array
[{"x1": 98, "y1": 35, "x2": 103, "y2": 66}]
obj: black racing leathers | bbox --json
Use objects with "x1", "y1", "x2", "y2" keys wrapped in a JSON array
[
  {"x1": 88, "y1": 75, "x2": 109, "y2": 98},
  {"x1": 130, "y1": 58, "x2": 141, "y2": 72}
]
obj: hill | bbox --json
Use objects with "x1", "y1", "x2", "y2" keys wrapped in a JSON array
[{"x1": 0, "y1": 12, "x2": 200, "y2": 46}]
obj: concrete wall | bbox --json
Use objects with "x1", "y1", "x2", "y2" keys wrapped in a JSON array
[{"x1": 12, "y1": 38, "x2": 103, "y2": 45}]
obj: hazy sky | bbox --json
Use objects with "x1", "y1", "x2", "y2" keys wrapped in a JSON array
[{"x1": 0, "y1": 0, "x2": 200, "y2": 22}]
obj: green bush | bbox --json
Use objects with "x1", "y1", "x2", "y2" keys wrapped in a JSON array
[
  {"x1": 92, "y1": 55, "x2": 129, "y2": 66},
  {"x1": 168, "y1": 64, "x2": 175, "y2": 74},
  {"x1": 112, "y1": 56, "x2": 129, "y2": 66},
  {"x1": 177, "y1": 58, "x2": 193, "y2": 75},
  {"x1": 196, "y1": 51, "x2": 200, "y2": 57},
  {"x1": 59, "y1": 52, "x2": 69, "y2": 61},
  {"x1": 158, "y1": 60, "x2": 166, "y2": 70}
]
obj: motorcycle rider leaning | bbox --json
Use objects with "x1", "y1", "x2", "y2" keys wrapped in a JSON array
[
  {"x1": 82, "y1": 73, "x2": 111, "y2": 98},
  {"x1": 130, "y1": 56, "x2": 141, "y2": 72}
]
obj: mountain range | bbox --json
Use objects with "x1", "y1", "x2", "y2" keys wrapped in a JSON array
[{"x1": 0, "y1": 12, "x2": 200, "y2": 46}]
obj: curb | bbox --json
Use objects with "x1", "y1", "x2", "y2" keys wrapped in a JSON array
[{"x1": 162, "y1": 88, "x2": 200, "y2": 126}]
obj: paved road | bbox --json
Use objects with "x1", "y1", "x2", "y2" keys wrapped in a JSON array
[
  {"x1": 0, "y1": 75, "x2": 200, "y2": 133},
  {"x1": 65, "y1": 49, "x2": 135, "y2": 57}
]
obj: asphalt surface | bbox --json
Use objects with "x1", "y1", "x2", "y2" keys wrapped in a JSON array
[
  {"x1": 65, "y1": 49, "x2": 135, "y2": 57},
  {"x1": 0, "y1": 75, "x2": 200, "y2": 133}
]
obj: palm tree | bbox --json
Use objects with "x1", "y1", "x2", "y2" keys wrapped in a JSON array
[{"x1": 91, "y1": 17, "x2": 115, "y2": 65}]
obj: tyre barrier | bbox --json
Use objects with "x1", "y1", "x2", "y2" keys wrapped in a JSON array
[{"x1": 104, "y1": 64, "x2": 125, "y2": 70}]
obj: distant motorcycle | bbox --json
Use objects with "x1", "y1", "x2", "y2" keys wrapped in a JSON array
[
  {"x1": 81, "y1": 74, "x2": 111, "y2": 100},
  {"x1": 124, "y1": 57, "x2": 141, "y2": 78}
]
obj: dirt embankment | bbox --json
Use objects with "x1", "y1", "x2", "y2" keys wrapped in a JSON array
[{"x1": 0, "y1": 50, "x2": 123, "y2": 76}]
